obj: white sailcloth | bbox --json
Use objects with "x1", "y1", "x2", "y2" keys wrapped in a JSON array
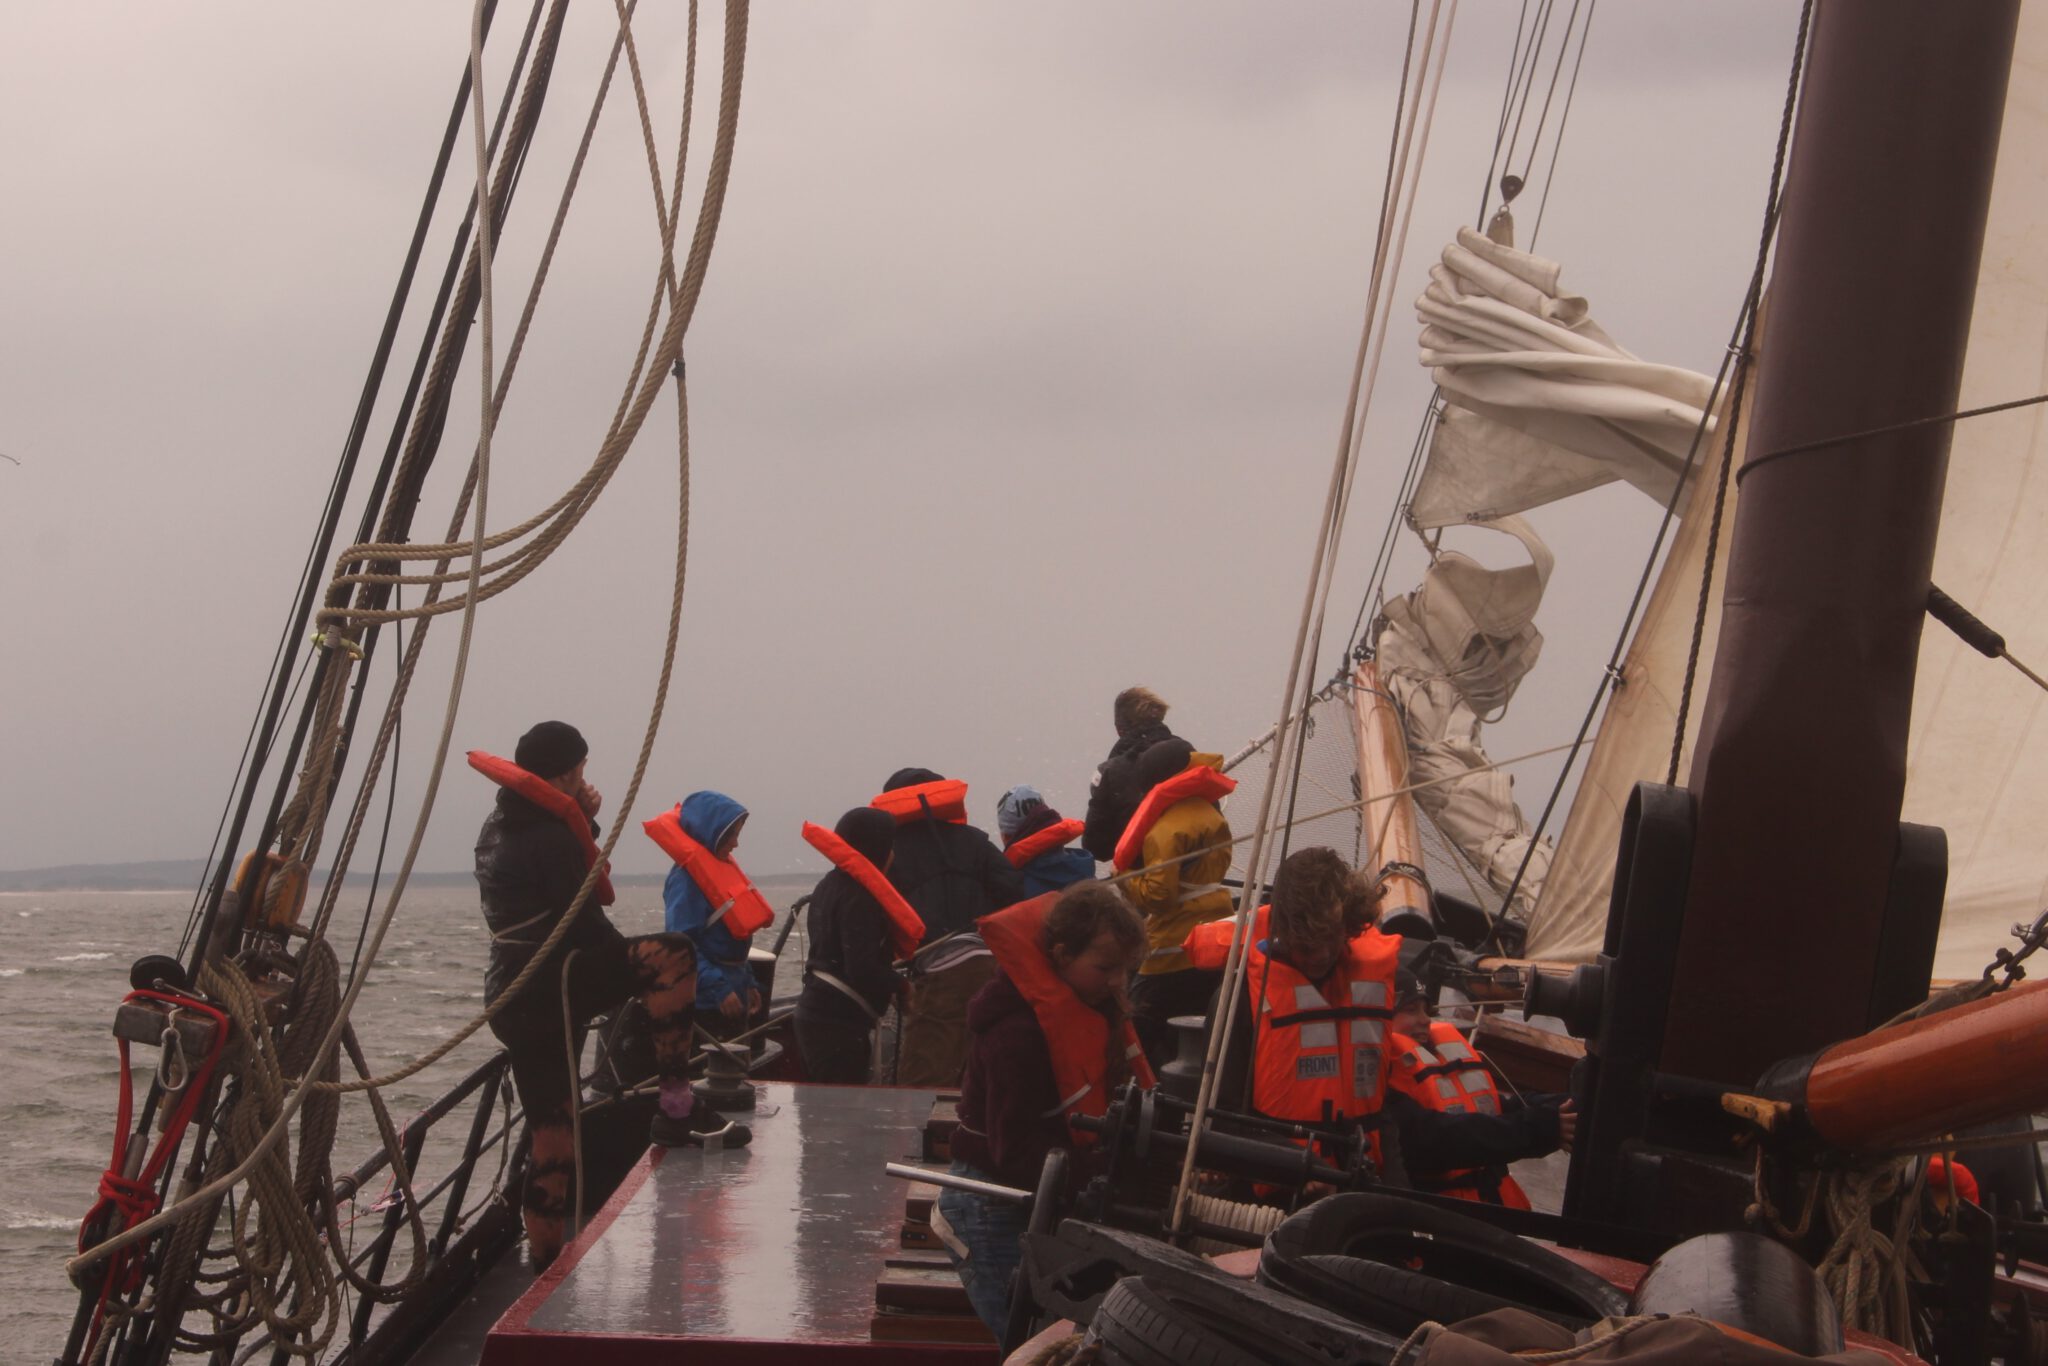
[
  {"x1": 1524, "y1": 2, "x2": 2048, "y2": 974},
  {"x1": 1412, "y1": 226, "x2": 1718, "y2": 528}
]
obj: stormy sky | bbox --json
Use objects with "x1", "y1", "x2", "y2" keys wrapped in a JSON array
[{"x1": 0, "y1": 2, "x2": 1803, "y2": 884}]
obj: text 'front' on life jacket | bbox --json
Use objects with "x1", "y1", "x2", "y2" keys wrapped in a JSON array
[
  {"x1": 1246, "y1": 928, "x2": 1401, "y2": 1155},
  {"x1": 1389, "y1": 1020, "x2": 1529, "y2": 1208},
  {"x1": 1182, "y1": 903, "x2": 1269, "y2": 971},
  {"x1": 979, "y1": 893, "x2": 1157, "y2": 1142},
  {"x1": 643, "y1": 806, "x2": 774, "y2": 937},
  {"x1": 467, "y1": 750, "x2": 615, "y2": 906},
  {"x1": 1005, "y1": 817, "x2": 1086, "y2": 869},
  {"x1": 871, "y1": 778, "x2": 969, "y2": 826},
  {"x1": 1112, "y1": 763, "x2": 1237, "y2": 873},
  {"x1": 800, "y1": 821, "x2": 927, "y2": 961}
]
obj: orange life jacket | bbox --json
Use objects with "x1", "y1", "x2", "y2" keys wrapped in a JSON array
[
  {"x1": 979, "y1": 893, "x2": 1156, "y2": 1143},
  {"x1": 1005, "y1": 817, "x2": 1086, "y2": 869},
  {"x1": 871, "y1": 779, "x2": 969, "y2": 825},
  {"x1": 1112, "y1": 764, "x2": 1237, "y2": 872},
  {"x1": 643, "y1": 806, "x2": 774, "y2": 938},
  {"x1": 1389, "y1": 1021, "x2": 1529, "y2": 1208},
  {"x1": 1246, "y1": 928, "x2": 1401, "y2": 1159},
  {"x1": 467, "y1": 750, "x2": 615, "y2": 905},
  {"x1": 1182, "y1": 904, "x2": 1269, "y2": 971},
  {"x1": 801, "y1": 821, "x2": 927, "y2": 961}
]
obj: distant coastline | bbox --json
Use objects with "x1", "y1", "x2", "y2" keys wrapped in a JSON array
[{"x1": 0, "y1": 859, "x2": 818, "y2": 896}]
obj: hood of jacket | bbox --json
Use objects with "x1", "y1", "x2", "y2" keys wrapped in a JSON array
[
  {"x1": 678, "y1": 790, "x2": 748, "y2": 850},
  {"x1": 966, "y1": 968, "x2": 1033, "y2": 1034}
]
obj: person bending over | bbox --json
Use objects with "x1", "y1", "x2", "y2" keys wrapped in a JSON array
[{"x1": 996, "y1": 784, "x2": 1096, "y2": 896}]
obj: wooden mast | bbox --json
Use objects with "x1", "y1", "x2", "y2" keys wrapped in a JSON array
[{"x1": 1660, "y1": 0, "x2": 2022, "y2": 1084}]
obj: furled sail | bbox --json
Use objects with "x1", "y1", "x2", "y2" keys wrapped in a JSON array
[
  {"x1": 1524, "y1": 0, "x2": 2048, "y2": 973},
  {"x1": 1373, "y1": 516, "x2": 1554, "y2": 922},
  {"x1": 1365, "y1": 221, "x2": 1717, "y2": 934},
  {"x1": 1412, "y1": 226, "x2": 1718, "y2": 529}
]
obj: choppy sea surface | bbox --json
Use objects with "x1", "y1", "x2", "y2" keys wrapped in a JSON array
[{"x1": 0, "y1": 878, "x2": 815, "y2": 1362}]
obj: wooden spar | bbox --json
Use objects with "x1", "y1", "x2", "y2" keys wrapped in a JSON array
[
  {"x1": 1790, "y1": 981, "x2": 2048, "y2": 1151},
  {"x1": 1660, "y1": 2, "x2": 2023, "y2": 1085},
  {"x1": 1352, "y1": 660, "x2": 1432, "y2": 926}
]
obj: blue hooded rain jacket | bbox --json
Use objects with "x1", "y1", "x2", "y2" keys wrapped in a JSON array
[{"x1": 661, "y1": 790, "x2": 759, "y2": 1013}]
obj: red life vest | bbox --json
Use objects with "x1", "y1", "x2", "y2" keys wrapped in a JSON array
[
  {"x1": 979, "y1": 893, "x2": 1156, "y2": 1143},
  {"x1": 1388, "y1": 1021, "x2": 1529, "y2": 1208},
  {"x1": 1112, "y1": 764, "x2": 1237, "y2": 872},
  {"x1": 467, "y1": 750, "x2": 614, "y2": 906},
  {"x1": 871, "y1": 779, "x2": 969, "y2": 825},
  {"x1": 1005, "y1": 817, "x2": 1086, "y2": 869},
  {"x1": 801, "y1": 821, "x2": 927, "y2": 961},
  {"x1": 1246, "y1": 928, "x2": 1401, "y2": 1159},
  {"x1": 643, "y1": 806, "x2": 774, "y2": 938},
  {"x1": 1182, "y1": 904, "x2": 1269, "y2": 971}
]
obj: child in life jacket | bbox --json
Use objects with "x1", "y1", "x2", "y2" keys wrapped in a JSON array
[
  {"x1": 1387, "y1": 969, "x2": 1574, "y2": 1207},
  {"x1": 940, "y1": 883, "x2": 1150, "y2": 1340},
  {"x1": 654, "y1": 791, "x2": 768, "y2": 1040}
]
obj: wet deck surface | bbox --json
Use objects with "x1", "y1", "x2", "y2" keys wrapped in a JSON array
[{"x1": 483, "y1": 1082, "x2": 993, "y2": 1364}]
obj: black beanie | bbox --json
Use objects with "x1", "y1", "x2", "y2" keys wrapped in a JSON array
[
  {"x1": 514, "y1": 720, "x2": 588, "y2": 780},
  {"x1": 883, "y1": 766, "x2": 944, "y2": 793},
  {"x1": 835, "y1": 806, "x2": 895, "y2": 867}
]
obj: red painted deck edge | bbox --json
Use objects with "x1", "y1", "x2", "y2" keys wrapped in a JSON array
[{"x1": 489, "y1": 1145, "x2": 665, "y2": 1340}]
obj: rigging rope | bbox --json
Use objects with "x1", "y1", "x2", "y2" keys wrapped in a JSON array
[
  {"x1": 69, "y1": 0, "x2": 752, "y2": 1283},
  {"x1": 1169, "y1": 1, "x2": 1459, "y2": 1239}
]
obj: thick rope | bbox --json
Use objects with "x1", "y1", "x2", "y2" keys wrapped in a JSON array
[{"x1": 69, "y1": 0, "x2": 750, "y2": 1281}]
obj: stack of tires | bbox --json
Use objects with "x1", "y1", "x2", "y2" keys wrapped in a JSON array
[{"x1": 1076, "y1": 1195, "x2": 1626, "y2": 1365}]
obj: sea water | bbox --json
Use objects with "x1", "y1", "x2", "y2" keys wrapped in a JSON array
[{"x1": 0, "y1": 878, "x2": 816, "y2": 1361}]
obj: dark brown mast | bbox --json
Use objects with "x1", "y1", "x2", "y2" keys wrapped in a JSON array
[{"x1": 1661, "y1": 0, "x2": 2021, "y2": 1084}]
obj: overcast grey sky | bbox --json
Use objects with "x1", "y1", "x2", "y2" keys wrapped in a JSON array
[{"x1": 0, "y1": 2, "x2": 1802, "y2": 883}]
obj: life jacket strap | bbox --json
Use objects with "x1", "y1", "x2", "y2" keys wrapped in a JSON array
[{"x1": 811, "y1": 969, "x2": 882, "y2": 1024}]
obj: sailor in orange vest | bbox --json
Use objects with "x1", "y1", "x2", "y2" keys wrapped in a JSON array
[
  {"x1": 942, "y1": 884, "x2": 1154, "y2": 1339},
  {"x1": 652, "y1": 791, "x2": 772, "y2": 1040},
  {"x1": 793, "y1": 808, "x2": 926, "y2": 1084},
  {"x1": 1387, "y1": 971, "x2": 1569, "y2": 1208},
  {"x1": 1210, "y1": 847, "x2": 1402, "y2": 1169},
  {"x1": 1116, "y1": 738, "x2": 1236, "y2": 1068},
  {"x1": 472, "y1": 722, "x2": 745, "y2": 1272}
]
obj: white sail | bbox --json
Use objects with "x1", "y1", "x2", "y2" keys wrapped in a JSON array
[
  {"x1": 1413, "y1": 225, "x2": 1718, "y2": 528},
  {"x1": 1374, "y1": 516, "x2": 1555, "y2": 922},
  {"x1": 1375, "y1": 223, "x2": 1719, "y2": 931},
  {"x1": 1526, "y1": 1, "x2": 2048, "y2": 973}
]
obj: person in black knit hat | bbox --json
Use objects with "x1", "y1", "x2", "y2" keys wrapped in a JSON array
[{"x1": 473, "y1": 720, "x2": 748, "y2": 1271}]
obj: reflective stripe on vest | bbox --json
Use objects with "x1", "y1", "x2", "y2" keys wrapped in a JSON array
[
  {"x1": 1005, "y1": 817, "x2": 1087, "y2": 869},
  {"x1": 871, "y1": 779, "x2": 969, "y2": 825},
  {"x1": 643, "y1": 806, "x2": 774, "y2": 938},
  {"x1": 980, "y1": 893, "x2": 1157, "y2": 1143},
  {"x1": 467, "y1": 750, "x2": 616, "y2": 907},
  {"x1": 1111, "y1": 762, "x2": 1237, "y2": 873},
  {"x1": 800, "y1": 821, "x2": 927, "y2": 961}
]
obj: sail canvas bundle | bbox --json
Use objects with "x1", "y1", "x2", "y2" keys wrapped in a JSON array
[{"x1": 1412, "y1": 226, "x2": 1718, "y2": 529}]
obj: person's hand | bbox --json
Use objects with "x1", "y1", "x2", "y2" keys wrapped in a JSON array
[
  {"x1": 719, "y1": 991, "x2": 747, "y2": 1021},
  {"x1": 1556, "y1": 1100, "x2": 1578, "y2": 1152},
  {"x1": 576, "y1": 781, "x2": 603, "y2": 819},
  {"x1": 747, "y1": 989, "x2": 763, "y2": 1017}
]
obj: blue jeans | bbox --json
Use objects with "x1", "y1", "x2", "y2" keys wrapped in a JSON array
[{"x1": 936, "y1": 1160, "x2": 1028, "y2": 1339}]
